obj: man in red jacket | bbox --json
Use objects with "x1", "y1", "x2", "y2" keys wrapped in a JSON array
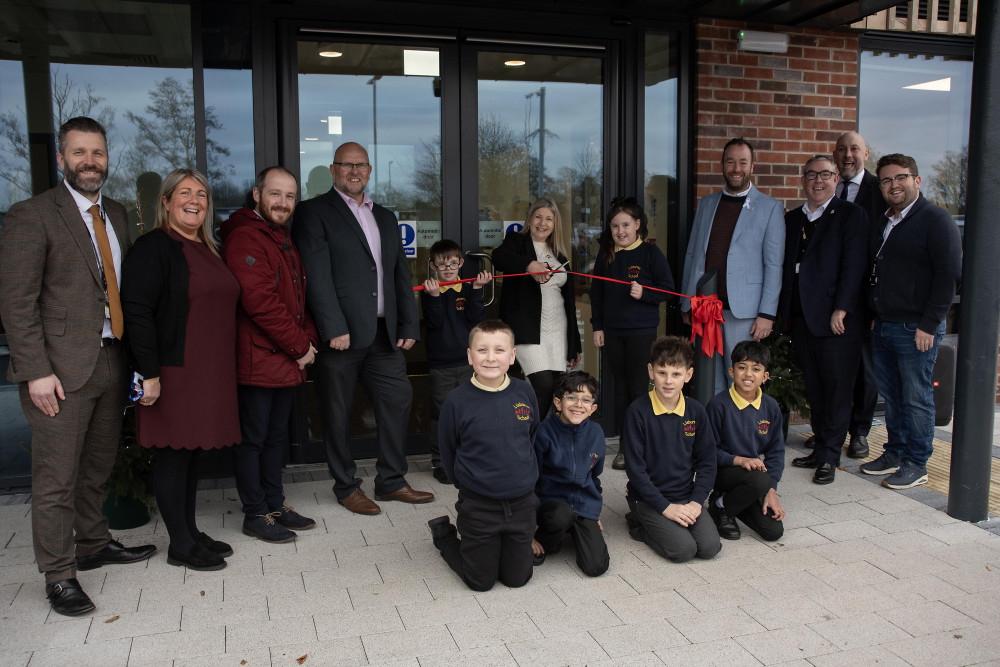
[{"x1": 222, "y1": 167, "x2": 319, "y2": 542}]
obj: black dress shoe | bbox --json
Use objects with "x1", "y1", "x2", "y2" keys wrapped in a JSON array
[
  {"x1": 792, "y1": 451, "x2": 821, "y2": 469},
  {"x1": 76, "y1": 539, "x2": 156, "y2": 570},
  {"x1": 532, "y1": 552, "x2": 546, "y2": 566},
  {"x1": 708, "y1": 501, "x2": 741, "y2": 540},
  {"x1": 813, "y1": 462, "x2": 836, "y2": 484},
  {"x1": 432, "y1": 467, "x2": 450, "y2": 484},
  {"x1": 195, "y1": 532, "x2": 233, "y2": 557},
  {"x1": 167, "y1": 544, "x2": 226, "y2": 571},
  {"x1": 612, "y1": 450, "x2": 625, "y2": 470},
  {"x1": 45, "y1": 578, "x2": 95, "y2": 616},
  {"x1": 803, "y1": 435, "x2": 817, "y2": 449},
  {"x1": 846, "y1": 434, "x2": 870, "y2": 459}
]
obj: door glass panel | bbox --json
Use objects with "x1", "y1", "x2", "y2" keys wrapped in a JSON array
[
  {"x1": 476, "y1": 50, "x2": 603, "y2": 380},
  {"x1": 297, "y1": 39, "x2": 442, "y2": 448},
  {"x1": 644, "y1": 32, "x2": 679, "y2": 335}
]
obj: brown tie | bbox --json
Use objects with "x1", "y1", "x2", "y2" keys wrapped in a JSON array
[{"x1": 89, "y1": 204, "x2": 123, "y2": 339}]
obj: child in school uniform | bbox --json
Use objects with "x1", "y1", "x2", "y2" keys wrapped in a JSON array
[
  {"x1": 421, "y1": 239, "x2": 492, "y2": 484},
  {"x1": 531, "y1": 371, "x2": 609, "y2": 577},
  {"x1": 623, "y1": 336, "x2": 721, "y2": 563},
  {"x1": 427, "y1": 319, "x2": 540, "y2": 591},
  {"x1": 706, "y1": 340, "x2": 786, "y2": 541},
  {"x1": 591, "y1": 196, "x2": 675, "y2": 470}
]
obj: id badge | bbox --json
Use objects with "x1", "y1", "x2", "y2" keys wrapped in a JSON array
[{"x1": 129, "y1": 372, "x2": 144, "y2": 403}]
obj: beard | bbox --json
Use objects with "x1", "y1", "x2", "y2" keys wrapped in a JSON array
[
  {"x1": 64, "y1": 162, "x2": 108, "y2": 194},
  {"x1": 259, "y1": 200, "x2": 293, "y2": 226},
  {"x1": 724, "y1": 170, "x2": 750, "y2": 193}
]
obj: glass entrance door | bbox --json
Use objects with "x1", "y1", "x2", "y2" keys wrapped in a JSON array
[{"x1": 291, "y1": 33, "x2": 606, "y2": 462}]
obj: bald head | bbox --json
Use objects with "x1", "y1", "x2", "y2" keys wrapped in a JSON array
[
  {"x1": 834, "y1": 131, "x2": 870, "y2": 182},
  {"x1": 330, "y1": 142, "x2": 372, "y2": 203}
]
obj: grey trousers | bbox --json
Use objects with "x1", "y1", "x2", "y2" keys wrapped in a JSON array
[{"x1": 628, "y1": 498, "x2": 721, "y2": 563}]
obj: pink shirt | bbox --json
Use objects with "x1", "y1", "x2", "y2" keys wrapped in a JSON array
[{"x1": 336, "y1": 188, "x2": 384, "y2": 317}]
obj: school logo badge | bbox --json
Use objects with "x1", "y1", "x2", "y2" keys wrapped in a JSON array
[
  {"x1": 683, "y1": 419, "x2": 697, "y2": 437},
  {"x1": 513, "y1": 402, "x2": 532, "y2": 421},
  {"x1": 455, "y1": 297, "x2": 466, "y2": 311},
  {"x1": 589, "y1": 452, "x2": 599, "y2": 469},
  {"x1": 627, "y1": 265, "x2": 641, "y2": 280},
  {"x1": 757, "y1": 419, "x2": 770, "y2": 435}
]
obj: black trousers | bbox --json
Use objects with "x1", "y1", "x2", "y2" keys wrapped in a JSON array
[
  {"x1": 713, "y1": 466, "x2": 784, "y2": 541},
  {"x1": 628, "y1": 498, "x2": 721, "y2": 563},
  {"x1": 850, "y1": 334, "x2": 878, "y2": 437},
  {"x1": 534, "y1": 500, "x2": 609, "y2": 577},
  {"x1": 792, "y1": 317, "x2": 862, "y2": 466},
  {"x1": 313, "y1": 318, "x2": 412, "y2": 498},
  {"x1": 234, "y1": 385, "x2": 294, "y2": 516},
  {"x1": 604, "y1": 332, "x2": 656, "y2": 437},
  {"x1": 437, "y1": 489, "x2": 538, "y2": 591}
]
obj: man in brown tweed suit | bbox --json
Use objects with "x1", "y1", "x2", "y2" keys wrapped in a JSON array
[{"x1": 0, "y1": 117, "x2": 155, "y2": 616}]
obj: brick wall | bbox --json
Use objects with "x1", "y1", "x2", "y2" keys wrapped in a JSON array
[{"x1": 694, "y1": 19, "x2": 860, "y2": 209}]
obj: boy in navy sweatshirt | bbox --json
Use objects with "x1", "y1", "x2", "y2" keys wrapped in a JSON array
[
  {"x1": 706, "y1": 341, "x2": 786, "y2": 542},
  {"x1": 427, "y1": 319, "x2": 540, "y2": 591},
  {"x1": 422, "y1": 239, "x2": 492, "y2": 483},
  {"x1": 623, "y1": 336, "x2": 721, "y2": 563},
  {"x1": 532, "y1": 371, "x2": 609, "y2": 577}
]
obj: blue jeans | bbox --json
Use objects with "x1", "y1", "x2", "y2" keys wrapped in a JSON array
[{"x1": 870, "y1": 320, "x2": 945, "y2": 467}]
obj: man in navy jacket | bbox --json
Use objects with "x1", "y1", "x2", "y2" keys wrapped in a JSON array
[
  {"x1": 781, "y1": 156, "x2": 869, "y2": 485},
  {"x1": 860, "y1": 154, "x2": 961, "y2": 490}
]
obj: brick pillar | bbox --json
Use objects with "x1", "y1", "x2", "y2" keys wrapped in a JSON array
[{"x1": 695, "y1": 19, "x2": 860, "y2": 209}]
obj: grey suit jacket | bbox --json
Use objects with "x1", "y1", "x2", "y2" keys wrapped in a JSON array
[
  {"x1": 292, "y1": 187, "x2": 419, "y2": 348},
  {"x1": 0, "y1": 183, "x2": 131, "y2": 392},
  {"x1": 680, "y1": 185, "x2": 786, "y2": 320}
]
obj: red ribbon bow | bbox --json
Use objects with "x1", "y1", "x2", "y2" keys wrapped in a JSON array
[{"x1": 689, "y1": 294, "x2": 724, "y2": 358}]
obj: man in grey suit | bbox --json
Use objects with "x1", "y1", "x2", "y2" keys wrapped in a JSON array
[
  {"x1": 681, "y1": 138, "x2": 786, "y2": 392},
  {"x1": 0, "y1": 117, "x2": 155, "y2": 616},
  {"x1": 293, "y1": 142, "x2": 434, "y2": 515}
]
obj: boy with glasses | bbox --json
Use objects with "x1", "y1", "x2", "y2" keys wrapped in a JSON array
[
  {"x1": 422, "y1": 239, "x2": 492, "y2": 483},
  {"x1": 531, "y1": 371, "x2": 609, "y2": 577}
]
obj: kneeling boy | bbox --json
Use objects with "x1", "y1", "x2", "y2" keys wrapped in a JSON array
[
  {"x1": 532, "y1": 371, "x2": 609, "y2": 577},
  {"x1": 427, "y1": 319, "x2": 540, "y2": 591},
  {"x1": 706, "y1": 340, "x2": 786, "y2": 541},
  {"x1": 623, "y1": 336, "x2": 721, "y2": 563}
]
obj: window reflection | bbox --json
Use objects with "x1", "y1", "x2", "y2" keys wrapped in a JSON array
[
  {"x1": 859, "y1": 51, "x2": 971, "y2": 219},
  {"x1": 205, "y1": 68, "x2": 255, "y2": 217}
]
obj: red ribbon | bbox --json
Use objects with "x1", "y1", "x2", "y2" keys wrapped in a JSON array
[{"x1": 414, "y1": 269, "x2": 725, "y2": 357}]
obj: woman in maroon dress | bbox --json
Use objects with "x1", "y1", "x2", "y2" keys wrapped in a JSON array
[{"x1": 122, "y1": 168, "x2": 240, "y2": 571}]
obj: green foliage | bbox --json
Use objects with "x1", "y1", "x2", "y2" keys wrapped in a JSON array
[
  {"x1": 104, "y1": 406, "x2": 157, "y2": 513},
  {"x1": 762, "y1": 332, "x2": 810, "y2": 419}
]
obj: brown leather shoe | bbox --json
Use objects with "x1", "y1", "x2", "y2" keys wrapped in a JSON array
[
  {"x1": 375, "y1": 484, "x2": 435, "y2": 504},
  {"x1": 338, "y1": 488, "x2": 381, "y2": 515}
]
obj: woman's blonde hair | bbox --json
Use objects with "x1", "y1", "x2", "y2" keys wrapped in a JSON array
[
  {"x1": 520, "y1": 197, "x2": 568, "y2": 260},
  {"x1": 155, "y1": 168, "x2": 219, "y2": 255}
]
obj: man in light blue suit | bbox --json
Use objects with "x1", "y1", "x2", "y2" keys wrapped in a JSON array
[{"x1": 681, "y1": 138, "x2": 786, "y2": 393}]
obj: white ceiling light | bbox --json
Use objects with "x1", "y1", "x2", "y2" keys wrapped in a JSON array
[
  {"x1": 904, "y1": 77, "x2": 951, "y2": 92},
  {"x1": 737, "y1": 30, "x2": 788, "y2": 53},
  {"x1": 403, "y1": 49, "x2": 439, "y2": 76},
  {"x1": 319, "y1": 50, "x2": 342, "y2": 58},
  {"x1": 505, "y1": 60, "x2": 526, "y2": 67}
]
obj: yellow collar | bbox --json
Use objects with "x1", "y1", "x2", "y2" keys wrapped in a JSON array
[
  {"x1": 613, "y1": 238, "x2": 644, "y2": 254},
  {"x1": 440, "y1": 283, "x2": 463, "y2": 293},
  {"x1": 472, "y1": 373, "x2": 510, "y2": 392},
  {"x1": 729, "y1": 384, "x2": 762, "y2": 410},
  {"x1": 649, "y1": 390, "x2": 685, "y2": 416}
]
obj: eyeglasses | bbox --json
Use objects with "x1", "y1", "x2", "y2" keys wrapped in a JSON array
[
  {"x1": 878, "y1": 173, "x2": 914, "y2": 188},
  {"x1": 332, "y1": 161, "x2": 371, "y2": 171},
  {"x1": 804, "y1": 170, "x2": 836, "y2": 181},
  {"x1": 433, "y1": 260, "x2": 461, "y2": 270},
  {"x1": 560, "y1": 394, "x2": 594, "y2": 406}
]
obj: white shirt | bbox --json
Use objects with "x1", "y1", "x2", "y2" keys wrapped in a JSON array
[
  {"x1": 64, "y1": 180, "x2": 120, "y2": 338},
  {"x1": 883, "y1": 198, "x2": 919, "y2": 242},
  {"x1": 801, "y1": 196, "x2": 834, "y2": 222}
]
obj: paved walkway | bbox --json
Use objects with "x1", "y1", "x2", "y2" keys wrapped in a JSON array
[{"x1": 1, "y1": 433, "x2": 999, "y2": 666}]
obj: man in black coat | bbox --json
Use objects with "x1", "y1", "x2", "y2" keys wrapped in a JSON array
[
  {"x1": 820, "y1": 131, "x2": 885, "y2": 459},
  {"x1": 860, "y1": 154, "x2": 962, "y2": 490},
  {"x1": 781, "y1": 155, "x2": 869, "y2": 485},
  {"x1": 292, "y1": 142, "x2": 434, "y2": 515}
]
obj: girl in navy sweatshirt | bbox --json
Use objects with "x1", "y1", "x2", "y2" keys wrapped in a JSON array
[{"x1": 591, "y1": 197, "x2": 675, "y2": 470}]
